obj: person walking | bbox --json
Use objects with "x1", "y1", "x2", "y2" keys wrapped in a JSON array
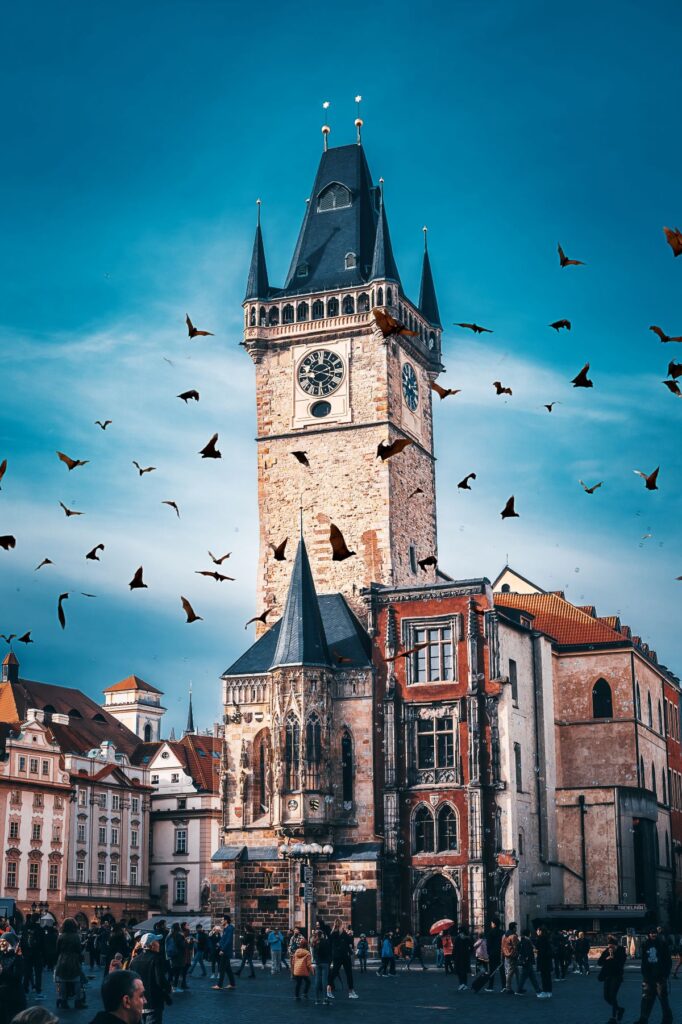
[
  {"x1": 485, "y1": 919, "x2": 503, "y2": 991},
  {"x1": 597, "y1": 934, "x2": 626, "y2": 1023},
  {"x1": 575, "y1": 931, "x2": 590, "y2": 975},
  {"x1": 292, "y1": 938, "x2": 314, "y2": 1000},
  {"x1": 188, "y1": 925, "x2": 207, "y2": 978},
  {"x1": 435, "y1": 933, "x2": 444, "y2": 969},
  {"x1": 356, "y1": 935, "x2": 368, "y2": 973},
  {"x1": 208, "y1": 927, "x2": 221, "y2": 979},
  {"x1": 212, "y1": 917, "x2": 236, "y2": 991},
  {"x1": 20, "y1": 914, "x2": 45, "y2": 1000},
  {"x1": 312, "y1": 928, "x2": 331, "y2": 1005},
  {"x1": 408, "y1": 933, "x2": 427, "y2": 971},
  {"x1": 634, "y1": 927, "x2": 673, "y2": 1024},
  {"x1": 442, "y1": 930, "x2": 454, "y2": 975},
  {"x1": 0, "y1": 934, "x2": 26, "y2": 1024},
  {"x1": 327, "y1": 920, "x2": 358, "y2": 999},
  {"x1": 267, "y1": 928, "x2": 284, "y2": 975},
  {"x1": 164, "y1": 925, "x2": 184, "y2": 994},
  {"x1": 501, "y1": 921, "x2": 521, "y2": 995},
  {"x1": 453, "y1": 927, "x2": 472, "y2": 991},
  {"x1": 517, "y1": 929, "x2": 541, "y2": 996},
  {"x1": 129, "y1": 934, "x2": 172, "y2": 1024},
  {"x1": 377, "y1": 934, "x2": 395, "y2": 977},
  {"x1": 535, "y1": 926, "x2": 553, "y2": 999},
  {"x1": 55, "y1": 918, "x2": 86, "y2": 1010},
  {"x1": 473, "y1": 933, "x2": 488, "y2": 975},
  {"x1": 235, "y1": 925, "x2": 256, "y2": 979}
]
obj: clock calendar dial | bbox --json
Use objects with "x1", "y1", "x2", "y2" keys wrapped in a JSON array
[
  {"x1": 402, "y1": 362, "x2": 419, "y2": 412},
  {"x1": 297, "y1": 349, "x2": 345, "y2": 398}
]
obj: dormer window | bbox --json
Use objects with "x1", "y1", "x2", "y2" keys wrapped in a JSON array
[
  {"x1": 296, "y1": 263, "x2": 309, "y2": 279},
  {"x1": 317, "y1": 182, "x2": 351, "y2": 212},
  {"x1": 345, "y1": 252, "x2": 357, "y2": 270}
]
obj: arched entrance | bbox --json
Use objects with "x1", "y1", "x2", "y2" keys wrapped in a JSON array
[{"x1": 417, "y1": 873, "x2": 458, "y2": 936}]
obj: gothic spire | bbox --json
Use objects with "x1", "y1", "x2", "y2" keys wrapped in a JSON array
[
  {"x1": 418, "y1": 227, "x2": 442, "y2": 328},
  {"x1": 370, "y1": 183, "x2": 401, "y2": 286},
  {"x1": 271, "y1": 535, "x2": 331, "y2": 670},
  {"x1": 184, "y1": 684, "x2": 195, "y2": 735},
  {"x1": 244, "y1": 200, "x2": 270, "y2": 301}
]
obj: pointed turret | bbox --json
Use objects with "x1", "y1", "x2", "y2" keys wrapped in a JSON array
[
  {"x1": 244, "y1": 201, "x2": 270, "y2": 301},
  {"x1": 184, "y1": 685, "x2": 195, "y2": 735},
  {"x1": 418, "y1": 228, "x2": 442, "y2": 328},
  {"x1": 271, "y1": 535, "x2": 331, "y2": 669},
  {"x1": 2, "y1": 650, "x2": 19, "y2": 684},
  {"x1": 370, "y1": 185, "x2": 401, "y2": 286}
]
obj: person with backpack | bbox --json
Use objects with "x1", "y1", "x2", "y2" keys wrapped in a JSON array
[
  {"x1": 235, "y1": 924, "x2": 256, "y2": 979},
  {"x1": 129, "y1": 933, "x2": 172, "y2": 1024},
  {"x1": 501, "y1": 921, "x2": 520, "y2": 995},
  {"x1": 292, "y1": 938, "x2": 314, "y2": 1000},
  {"x1": 634, "y1": 927, "x2": 673, "y2": 1024},
  {"x1": 517, "y1": 928, "x2": 541, "y2": 996},
  {"x1": 355, "y1": 935, "x2": 369, "y2": 973},
  {"x1": 597, "y1": 934, "x2": 626, "y2": 1023},
  {"x1": 408, "y1": 933, "x2": 427, "y2": 971},
  {"x1": 377, "y1": 933, "x2": 395, "y2": 977},
  {"x1": 164, "y1": 924, "x2": 185, "y2": 993}
]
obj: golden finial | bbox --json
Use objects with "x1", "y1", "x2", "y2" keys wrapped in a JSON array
[
  {"x1": 354, "y1": 94, "x2": 363, "y2": 143},
  {"x1": 322, "y1": 100, "x2": 331, "y2": 151}
]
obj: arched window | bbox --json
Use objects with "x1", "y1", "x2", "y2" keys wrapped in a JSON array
[
  {"x1": 655, "y1": 829, "x2": 660, "y2": 865},
  {"x1": 652, "y1": 764, "x2": 657, "y2": 797},
  {"x1": 636, "y1": 683, "x2": 642, "y2": 720},
  {"x1": 666, "y1": 831, "x2": 671, "y2": 867},
  {"x1": 317, "y1": 182, "x2": 351, "y2": 212},
  {"x1": 658, "y1": 701, "x2": 663, "y2": 734},
  {"x1": 341, "y1": 730, "x2": 353, "y2": 805},
  {"x1": 305, "y1": 713, "x2": 322, "y2": 765},
  {"x1": 327, "y1": 297, "x2": 339, "y2": 317},
  {"x1": 357, "y1": 293, "x2": 369, "y2": 312},
  {"x1": 647, "y1": 692, "x2": 653, "y2": 728},
  {"x1": 592, "y1": 678, "x2": 613, "y2": 719},
  {"x1": 640, "y1": 755, "x2": 645, "y2": 787},
  {"x1": 377, "y1": 287, "x2": 384, "y2": 306},
  {"x1": 312, "y1": 299, "x2": 324, "y2": 320},
  {"x1": 268, "y1": 306, "x2": 279, "y2": 326},
  {"x1": 342, "y1": 295, "x2": 355, "y2": 315},
  {"x1": 284, "y1": 713, "x2": 300, "y2": 790},
  {"x1": 429, "y1": 331, "x2": 436, "y2": 349},
  {"x1": 501, "y1": 583, "x2": 511, "y2": 593},
  {"x1": 249, "y1": 306, "x2": 256, "y2": 326},
  {"x1": 143, "y1": 723, "x2": 152, "y2": 743},
  {"x1": 259, "y1": 305, "x2": 267, "y2": 326},
  {"x1": 282, "y1": 304, "x2": 294, "y2": 324},
  {"x1": 387, "y1": 287, "x2": 393, "y2": 306},
  {"x1": 252, "y1": 728, "x2": 271, "y2": 817},
  {"x1": 413, "y1": 806, "x2": 434, "y2": 853},
  {"x1": 437, "y1": 805, "x2": 458, "y2": 851},
  {"x1": 662, "y1": 768, "x2": 667, "y2": 805},
  {"x1": 399, "y1": 303, "x2": 404, "y2": 321},
  {"x1": 344, "y1": 252, "x2": 357, "y2": 270},
  {"x1": 297, "y1": 302, "x2": 309, "y2": 322}
]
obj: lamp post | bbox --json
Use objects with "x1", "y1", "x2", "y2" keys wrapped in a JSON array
[{"x1": 279, "y1": 842, "x2": 334, "y2": 938}]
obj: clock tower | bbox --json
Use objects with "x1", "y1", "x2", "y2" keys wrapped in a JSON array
[{"x1": 242, "y1": 135, "x2": 444, "y2": 621}]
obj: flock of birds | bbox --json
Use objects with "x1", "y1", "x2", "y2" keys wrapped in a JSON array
[{"x1": 2, "y1": 230, "x2": 682, "y2": 645}]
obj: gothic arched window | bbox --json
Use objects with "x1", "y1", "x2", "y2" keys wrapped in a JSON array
[
  {"x1": 344, "y1": 252, "x2": 357, "y2": 270},
  {"x1": 357, "y1": 293, "x2": 370, "y2": 313},
  {"x1": 305, "y1": 714, "x2": 322, "y2": 765},
  {"x1": 592, "y1": 678, "x2": 613, "y2": 719},
  {"x1": 342, "y1": 295, "x2": 355, "y2": 315},
  {"x1": 662, "y1": 768, "x2": 667, "y2": 805},
  {"x1": 317, "y1": 182, "x2": 351, "y2": 212},
  {"x1": 259, "y1": 305, "x2": 267, "y2": 326},
  {"x1": 413, "y1": 805, "x2": 434, "y2": 853},
  {"x1": 341, "y1": 730, "x2": 353, "y2": 805},
  {"x1": 282, "y1": 304, "x2": 294, "y2": 324},
  {"x1": 652, "y1": 764, "x2": 657, "y2": 797},
  {"x1": 249, "y1": 306, "x2": 256, "y2": 326},
  {"x1": 640, "y1": 755, "x2": 645, "y2": 787},
  {"x1": 658, "y1": 700, "x2": 663, "y2": 734},
  {"x1": 143, "y1": 723, "x2": 152, "y2": 743},
  {"x1": 437, "y1": 805, "x2": 457, "y2": 851},
  {"x1": 312, "y1": 300, "x2": 324, "y2": 320},
  {"x1": 377, "y1": 286, "x2": 384, "y2": 306},
  {"x1": 297, "y1": 302, "x2": 309, "y2": 322},
  {"x1": 647, "y1": 692, "x2": 653, "y2": 728},
  {"x1": 268, "y1": 306, "x2": 279, "y2": 326},
  {"x1": 636, "y1": 683, "x2": 642, "y2": 720},
  {"x1": 386, "y1": 287, "x2": 393, "y2": 306},
  {"x1": 327, "y1": 297, "x2": 339, "y2": 317},
  {"x1": 285, "y1": 714, "x2": 300, "y2": 790},
  {"x1": 252, "y1": 728, "x2": 271, "y2": 817}
]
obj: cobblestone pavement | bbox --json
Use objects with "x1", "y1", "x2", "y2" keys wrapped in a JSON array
[{"x1": 25, "y1": 961, "x2": 682, "y2": 1024}]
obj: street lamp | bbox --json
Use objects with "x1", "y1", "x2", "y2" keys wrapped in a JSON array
[{"x1": 279, "y1": 841, "x2": 334, "y2": 937}]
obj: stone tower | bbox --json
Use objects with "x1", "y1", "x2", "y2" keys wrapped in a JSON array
[
  {"x1": 242, "y1": 139, "x2": 444, "y2": 621},
  {"x1": 102, "y1": 674, "x2": 165, "y2": 742}
]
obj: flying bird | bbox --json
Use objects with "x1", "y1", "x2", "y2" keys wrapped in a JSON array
[
  {"x1": 418, "y1": 555, "x2": 437, "y2": 571},
  {"x1": 372, "y1": 308, "x2": 417, "y2": 338},
  {"x1": 408, "y1": 487, "x2": 424, "y2": 499},
  {"x1": 0, "y1": 536, "x2": 16, "y2": 550},
  {"x1": 0, "y1": 634, "x2": 17, "y2": 644},
  {"x1": 245, "y1": 609, "x2": 272, "y2": 629},
  {"x1": 34, "y1": 558, "x2": 53, "y2": 571},
  {"x1": 549, "y1": 319, "x2": 571, "y2": 332},
  {"x1": 177, "y1": 390, "x2": 200, "y2": 403},
  {"x1": 208, "y1": 550, "x2": 231, "y2": 564},
  {"x1": 85, "y1": 544, "x2": 105, "y2": 561},
  {"x1": 500, "y1": 496, "x2": 519, "y2": 519},
  {"x1": 453, "y1": 322, "x2": 492, "y2": 334},
  {"x1": 493, "y1": 381, "x2": 512, "y2": 396},
  {"x1": 291, "y1": 451, "x2": 310, "y2": 467},
  {"x1": 650, "y1": 325, "x2": 682, "y2": 343},
  {"x1": 181, "y1": 596, "x2": 203, "y2": 622},
  {"x1": 57, "y1": 451, "x2": 89, "y2": 471},
  {"x1": 544, "y1": 402, "x2": 561, "y2": 412},
  {"x1": 0, "y1": 458, "x2": 7, "y2": 487},
  {"x1": 579, "y1": 480, "x2": 603, "y2": 494},
  {"x1": 432, "y1": 382, "x2": 461, "y2": 400},
  {"x1": 133, "y1": 461, "x2": 156, "y2": 475},
  {"x1": 663, "y1": 226, "x2": 682, "y2": 257},
  {"x1": 663, "y1": 379, "x2": 682, "y2": 396},
  {"x1": 94, "y1": 420, "x2": 112, "y2": 430},
  {"x1": 163, "y1": 357, "x2": 175, "y2": 367},
  {"x1": 57, "y1": 593, "x2": 69, "y2": 630},
  {"x1": 330, "y1": 523, "x2": 355, "y2": 561},
  {"x1": 186, "y1": 314, "x2": 214, "y2": 338},
  {"x1": 162, "y1": 500, "x2": 181, "y2": 518},
  {"x1": 384, "y1": 642, "x2": 430, "y2": 663},
  {"x1": 571, "y1": 363, "x2": 593, "y2": 388},
  {"x1": 377, "y1": 438, "x2": 413, "y2": 461},
  {"x1": 199, "y1": 433, "x2": 221, "y2": 459},
  {"x1": 129, "y1": 566, "x2": 147, "y2": 590},
  {"x1": 17, "y1": 631, "x2": 33, "y2": 644},
  {"x1": 195, "y1": 570, "x2": 234, "y2": 582},
  {"x1": 457, "y1": 472, "x2": 477, "y2": 490},
  {"x1": 81, "y1": 593, "x2": 97, "y2": 598},
  {"x1": 633, "y1": 467, "x2": 660, "y2": 491},
  {"x1": 59, "y1": 502, "x2": 83, "y2": 517},
  {"x1": 667, "y1": 361, "x2": 682, "y2": 379},
  {"x1": 269, "y1": 538, "x2": 288, "y2": 561},
  {"x1": 557, "y1": 243, "x2": 585, "y2": 267}
]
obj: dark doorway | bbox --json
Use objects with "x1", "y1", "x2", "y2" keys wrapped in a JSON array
[
  {"x1": 418, "y1": 874, "x2": 458, "y2": 936},
  {"x1": 633, "y1": 817, "x2": 657, "y2": 909},
  {"x1": 351, "y1": 889, "x2": 377, "y2": 936}
]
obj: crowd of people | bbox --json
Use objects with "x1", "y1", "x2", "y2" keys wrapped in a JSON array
[{"x1": 0, "y1": 911, "x2": 680, "y2": 1024}]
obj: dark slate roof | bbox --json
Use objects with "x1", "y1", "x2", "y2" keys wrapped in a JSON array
[
  {"x1": 244, "y1": 217, "x2": 270, "y2": 300},
  {"x1": 222, "y1": 593, "x2": 371, "y2": 677},
  {"x1": 370, "y1": 193, "x2": 401, "y2": 285},
  {"x1": 210, "y1": 844, "x2": 281, "y2": 862},
  {"x1": 211, "y1": 845, "x2": 245, "y2": 862},
  {"x1": 271, "y1": 536, "x2": 331, "y2": 669},
  {"x1": 280, "y1": 144, "x2": 380, "y2": 297},
  {"x1": 331, "y1": 842, "x2": 383, "y2": 861},
  {"x1": 418, "y1": 242, "x2": 441, "y2": 328}
]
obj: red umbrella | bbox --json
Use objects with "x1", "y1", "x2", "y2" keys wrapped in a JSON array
[{"x1": 429, "y1": 918, "x2": 455, "y2": 935}]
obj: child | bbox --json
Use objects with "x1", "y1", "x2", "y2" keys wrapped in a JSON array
[
  {"x1": 292, "y1": 938, "x2": 314, "y2": 1000},
  {"x1": 356, "y1": 934, "x2": 369, "y2": 973}
]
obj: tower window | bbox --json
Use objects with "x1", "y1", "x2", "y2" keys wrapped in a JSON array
[
  {"x1": 344, "y1": 252, "x2": 357, "y2": 270},
  {"x1": 592, "y1": 678, "x2": 613, "y2": 719},
  {"x1": 514, "y1": 742, "x2": 523, "y2": 791},
  {"x1": 296, "y1": 263, "x2": 309, "y2": 279},
  {"x1": 387, "y1": 287, "x2": 393, "y2": 306},
  {"x1": 143, "y1": 723, "x2": 152, "y2": 743},
  {"x1": 268, "y1": 306, "x2": 280, "y2": 326},
  {"x1": 509, "y1": 659, "x2": 518, "y2": 705},
  {"x1": 317, "y1": 182, "x2": 352, "y2": 212},
  {"x1": 377, "y1": 286, "x2": 384, "y2": 306},
  {"x1": 357, "y1": 292, "x2": 369, "y2": 312},
  {"x1": 282, "y1": 304, "x2": 294, "y2": 324},
  {"x1": 409, "y1": 544, "x2": 418, "y2": 574},
  {"x1": 413, "y1": 805, "x2": 434, "y2": 853},
  {"x1": 312, "y1": 299, "x2": 324, "y2": 320},
  {"x1": 341, "y1": 730, "x2": 353, "y2": 805},
  {"x1": 285, "y1": 713, "x2": 301, "y2": 790},
  {"x1": 416, "y1": 716, "x2": 455, "y2": 769},
  {"x1": 249, "y1": 306, "x2": 256, "y2": 326},
  {"x1": 437, "y1": 805, "x2": 458, "y2": 851},
  {"x1": 297, "y1": 302, "x2": 309, "y2": 322},
  {"x1": 327, "y1": 297, "x2": 339, "y2": 317},
  {"x1": 342, "y1": 295, "x2": 355, "y2": 315},
  {"x1": 412, "y1": 624, "x2": 454, "y2": 683},
  {"x1": 259, "y1": 305, "x2": 267, "y2": 326}
]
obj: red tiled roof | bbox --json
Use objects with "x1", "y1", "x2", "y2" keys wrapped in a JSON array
[
  {"x1": 494, "y1": 592, "x2": 627, "y2": 646},
  {"x1": 179, "y1": 734, "x2": 222, "y2": 793},
  {"x1": 103, "y1": 674, "x2": 163, "y2": 695},
  {"x1": 598, "y1": 615, "x2": 621, "y2": 630}
]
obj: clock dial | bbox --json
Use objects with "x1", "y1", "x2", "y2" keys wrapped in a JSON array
[
  {"x1": 402, "y1": 362, "x2": 419, "y2": 412},
  {"x1": 297, "y1": 349, "x2": 345, "y2": 398}
]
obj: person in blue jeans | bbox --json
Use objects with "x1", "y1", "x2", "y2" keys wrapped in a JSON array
[
  {"x1": 212, "y1": 916, "x2": 236, "y2": 990},
  {"x1": 312, "y1": 929, "x2": 332, "y2": 1005},
  {"x1": 267, "y1": 928, "x2": 284, "y2": 975},
  {"x1": 188, "y1": 925, "x2": 208, "y2": 977}
]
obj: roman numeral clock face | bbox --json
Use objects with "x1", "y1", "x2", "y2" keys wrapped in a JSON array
[
  {"x1": 402, "y1": 361, "x2": 419, "y2": 411},
  {"x1": 297, "y1": 349, "x2": 345, "y2": 397}
]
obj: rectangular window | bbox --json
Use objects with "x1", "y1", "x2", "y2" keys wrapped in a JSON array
[
  {"x1": 131, "y1": 829, "x2": 139, "y2": 848},
  {"x1": 76, "y1": 861, "x2": 85, "y2": 883},
  {"x1": 111, "y1": 827, "x2": 119, "y2": 845},
  {"x1": 132, "y1": 798, "x2": 139, "y2": 813},
  {"x1": 55, "y1": 795, "x2": 63, "y2": 810},
  {"x1": 151, "y1": 774, "x2": 159, "y2": 785},
  {"x1": 9, "y1": 821, "x2": 19, "y2": 839},
  {"x1": 174, "y1": 877, "x2": 187, "y2": 904},
  {"x1": 130, "y1": 864, "x2": 138, "y2": 886},
  {"x1": 97, "y1": 863, "x2": 106, "y2": 885},
  {"x1": 98, "y1": 793, "x2": 107, "y2": 809},
  {"x1": 112, "y1": 794, "x2": 120, "y2": 811},
  {"x1": 110, "y1": 863, "x2": 119, "y2": 885},
  {"x1": 409, "y1": 545, "x2": 418, "y2": 575},
  {"x1": 171, "y1": 773, "x2": 180, "y2": 784},
  {"x1": 514, "y1": 742, "x2": 523, "y2": 792},
  {"x1": 29, "y1": 757, "x2": 39, "y2": 774},
  {"x1": 177, "y1": 798, "x2": 187, "y2": 810},
  {"x1": 42, "y1": 759, "x2": 50, "y2": 776},
  {"x1": 18, "y1": 756, "x2": 26, "y2": 772},
  {"x1": 52, "y1": 824, "x2": 61, "y2": 842},
  {"x1": 77, "y1": 824, "x2": 86, "y2": 843},
  {"x1": 48, "y1": 864, "x2": 59, "y2": 890},
  {"x1": 98, "y1": 827, "x2": 107, "y2": 844},
  {"x1": 28, "y1": 863, "x2": 39, "y2": 889},
  {"x1": 175, "y1": 828, "x2": 188, "y2": 854},
  {"x1": 518, "y1": 831, "x2": 524, "y2": 856},
  {"x1": 32, "y1": 823, "x2": 42, "y2": 841},
  {"x1": 78, "y1": 789, "x2": 87, "y2": 807},
  {"x1": 509, "y1": 659, "x2": 518, "y2": 705},
  {"x1": 413, "y1": 624, "x2": 454, "y2": 683},
  {"x1": 416, "y1": 716, "x2": 455, "y2": 770},
  {"x1": 33, "y1": 793, "x2": 43, "y2": 808},
  {"x1": 6, "y1": 862, "x2": 17, "y2": 888}
]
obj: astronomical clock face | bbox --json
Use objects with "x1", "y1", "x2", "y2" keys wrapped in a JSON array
[
  {"x1": 297, "y1": 349, "x2": 345, "y2": 398},
  {"x1": 402, "y1": 361, "x2": 419, "y2": 411}
]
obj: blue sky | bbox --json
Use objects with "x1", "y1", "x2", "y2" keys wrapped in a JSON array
[{"x1": 1, "y1": 0, "x2": 680, "y2": 735}]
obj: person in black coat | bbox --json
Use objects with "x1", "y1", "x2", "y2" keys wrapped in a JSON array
[
  {"x1": 534, "y1": 926, "x2": 553, "y2": 998},
  {"x1": 129, "y1": 936, "x2": 171, "y2": 1024},
  {"x1": 0, "y1": 935, "x2": 26, "y2": 1024},
  {"x1": 598, "y1": 935, "x2": 626, "y2": 1023},
  {"x1": 484, "y1": 920, "x2": 503, "y2": 991},
  {"x1": 453, "y1": 928, "x2": 472, "y2": 990},
  {"x1": 635, "y1": 928, "x2": 672, "y2": 1024},
  {"x1": 19, "y1": 915, "x2": 45, "y2": 996}
]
